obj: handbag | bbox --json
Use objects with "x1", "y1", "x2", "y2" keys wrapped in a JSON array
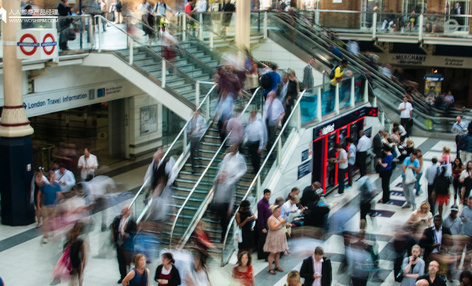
[
  {"x1": 234, "y1": 228, "x2": 243, "y2": 243},
  {"x1": 52, "y1": 246, "x2": 72, "y2": 281},
  {"x1": 405, "y1": 168, "x2": 417, "y2": 185}
]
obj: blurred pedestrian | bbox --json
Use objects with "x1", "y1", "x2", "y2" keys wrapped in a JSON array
[
  {"x1": 231, "y1": 251, "x2": 255, "y2": 286},
  {"x1": 212, "y1": 171, "x2": 235, "y2": 243},
  {"x1": 187, "y1": 109, "x2": 206, "y2": 174},
  {"x1": 245, "y1": 109, "x2": 266, "y2": 174},
  {"x1": 226, "y1": 109, "x2": 244, "y2": 147},
  {"x1": 402, "y1": 150, "x2": 421, "y2": 210},
  {"x1": 357, "y1": 175, "x2": 377, "y2": 225},
  {"x1": 356, "y1": 130, "x2": 371, "y2": 178},
  {"x1": 302, "y1": 58, "x2": 314, "y2": 91},
  {"x1": 193, "y1": 220, "x2": 215, "y2": 264},
  {"x1": 443, "y1": 205, "x2": 461, "y2": 236},
  {"x1": 425, "y1": 157, "x2": 440, "y2": 213},
  {"x1": 122, "y1": 253, "x2": 149, "y2": 286},
  {"x1": 32, "y1": 167, "x2": 48, "y2": 228},
  {"x1": 39, "y1": 171, "x2": 63, "y2": 244},
  {"x1": 433, "y1": 166, "x2": 451, "y2": 216},
  {"x1": 185, "y1": 253, "x2": 210, "y2": 286},
  {"x1": 264, "y1": 91, "x2": 285, "y2": 152},
  {"x1": 419, "y1": 216, "x2": 451, "y2": 264},
  {"x1": 154, "y1": 253, "x2": 181, "y2": 285}
]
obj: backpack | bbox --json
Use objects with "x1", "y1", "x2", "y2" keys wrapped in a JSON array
[
  {"x1": 329, "y1": 65, "x2": 339, "y2": 80},
  {"x1": 260, "y1": 72, "x2": 273, "y2": 90},
  {"x1": 115, "y1": 1, "x2": 122, "y2": 10}
]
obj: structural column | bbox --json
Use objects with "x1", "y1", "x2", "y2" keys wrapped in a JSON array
[
  {"x1": 235, "y1": 0, "x2": 251, "y2": 51},
  {"x1": 0, "y1": 0, "x2": 35, "y2": 225}
]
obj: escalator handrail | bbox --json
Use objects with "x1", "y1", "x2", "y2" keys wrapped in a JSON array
[
  {"x1": 94, "y1": 15, "x2": 199, "y2": 87},
  {"x1": 269, "y1": 13, "x2": 453, "y2": 119},
  {"x1": 169, "y1": 87, "x2": 261, "y2": 247},
  {"x1": 128, "y1": 83, "x2": 217, "y2": 213},
  {"x1": 220, "y1": 89, "x2": 307, "y2": 266},
  {"x1": 271, "y1": 13, "x2": 408, "y2": 97}
]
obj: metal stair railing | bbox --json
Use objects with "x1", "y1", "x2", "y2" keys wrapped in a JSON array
[
  {"x1": 168, "y1": 87, "x2": 262, "y2": 248},
  {"x1": 219, "y1": 89, "x2": 307, "y2": 266},
  {"x1": 128, "y1": 82, "x2": 218, "y2": 219}
]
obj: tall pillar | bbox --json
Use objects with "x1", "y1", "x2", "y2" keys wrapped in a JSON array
[
  {"x1": 0, "y1": 0, "x2": 35, "y2": 225},
  {"x1": 235, "y1": 0, "x2": 251, "y2": 51}
]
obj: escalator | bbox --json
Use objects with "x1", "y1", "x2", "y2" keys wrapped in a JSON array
[{"x1": 263, "y1": 13, "x2": 456, "y2": 133}]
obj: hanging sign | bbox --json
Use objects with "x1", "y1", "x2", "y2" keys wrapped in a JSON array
[{"x1": 17, "y1": 29, "x2": 58, "y2": 60}]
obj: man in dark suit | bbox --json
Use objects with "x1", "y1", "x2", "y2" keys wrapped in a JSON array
[
  {"x1": 419, "y1": 215, "x2": 452, "y2": 264},
  {"x1": 300, "y1": 246, "x2": 332, "y2": 286},
  {"x1": 301, "y1": 182, "x2": 321, "y2": 207},
  {"x1": 111, "y1": 205, "x2": 137, "y2": 284},
  {"x1": 373, "y1": 129, "x2": 384, "y2": 159}
]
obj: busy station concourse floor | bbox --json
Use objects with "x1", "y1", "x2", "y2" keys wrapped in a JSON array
[{"x1": 0, "y1": 135, "x2": 462, "y2": 286}]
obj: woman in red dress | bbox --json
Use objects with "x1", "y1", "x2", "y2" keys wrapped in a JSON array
[{"x1": 231, "y1": 251, "x2": 255, "y2": 286}]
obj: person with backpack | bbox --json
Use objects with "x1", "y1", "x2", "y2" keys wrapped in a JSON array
[
  {"x1": 260, "y1": 64, "x2": 282, "y2": 102},
  {"x1": 433, "y1": 165, "x2": 451, "y2": 216},
  {"x1": 328, "y1": 60, "x2": 348, "y2": 113},
  {"x1": 111, "y1": 0, "x2": 123, "y2": 24}
]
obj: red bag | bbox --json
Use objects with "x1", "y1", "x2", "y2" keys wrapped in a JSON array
[{"x1": 52, "y1": 246, "x2": 72, "y2": 281}]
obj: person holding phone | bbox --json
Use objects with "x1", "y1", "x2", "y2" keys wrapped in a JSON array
[
  {"x1": 235, "y1": 200, "x2": 256, "y2": 258},
  {"x1": 400, "y1": 245, "x2": 425, "y2": 286},
  {"x1": 407, "y1": 201, "x2": 433, "y2": 240}
]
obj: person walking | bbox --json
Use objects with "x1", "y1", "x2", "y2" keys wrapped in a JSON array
[
  {"x1": 187, "y1": 109, "x2": 206, "y2": 174},
  {"x1": 346, "y1": 137, "x2": 356, "y2": 188},
  {"x1": 425, "y1": 157, "x2": 440, "y2": 213},
  {"x1": 402, "y1": 150, "x2": 421, "y2": 210},
  {"x1": 452, "y1": 116, "x2": 468, "y2": 158},
  {"x1": 398, "y1": 96, "x2": 413, "y2": 137},
  {"x1": 245, "y1": 109, "x2": 266, "y2": 174},
  {"x1": 302, "y1": 58, "x2": 314, "y2": 91},
  {"x1": 378, "y1": 145, "x2": 394, "y2": 203}
]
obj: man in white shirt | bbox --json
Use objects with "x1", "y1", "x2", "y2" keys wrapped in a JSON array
[
  {"x1": 55, "y1": 163, "x2": 76, "y2": 192},
  {"x1": 218, "y1": 144, "x2": 247, "y2": 186},
  {"x1": 139, "y1": 0, "x2": 154, "y2": 37},
  {"x1": 334, "y1": 143, "x2": 348, "y2": 196},
  {"x1": 264, "y1": 91, "x2": 285, "y2": 152},
  {"x1": 282, "y1": 195, "x2": 302, "y2": 222},
  {"x1": 153, "y1": 0, "x2": 174, "y2": 35},
  {"x1": 346, "y1": 137, "x2": 356, "y2": 187},
  {"x1": 398, "y1": 96, "x2": 413, "y2": 137},
  {"x1": 245, "y1": 109, "x2": 266, "y2": 174},
  {"x1": 452, "y1": 116, "x2": 468, "y2": 158},
  {"x1": 78, "y1": 148, "x2": 99, "y2": 181},
  {"x1": 356, "y1": 130, "x2": 372, "y2": 177}
]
